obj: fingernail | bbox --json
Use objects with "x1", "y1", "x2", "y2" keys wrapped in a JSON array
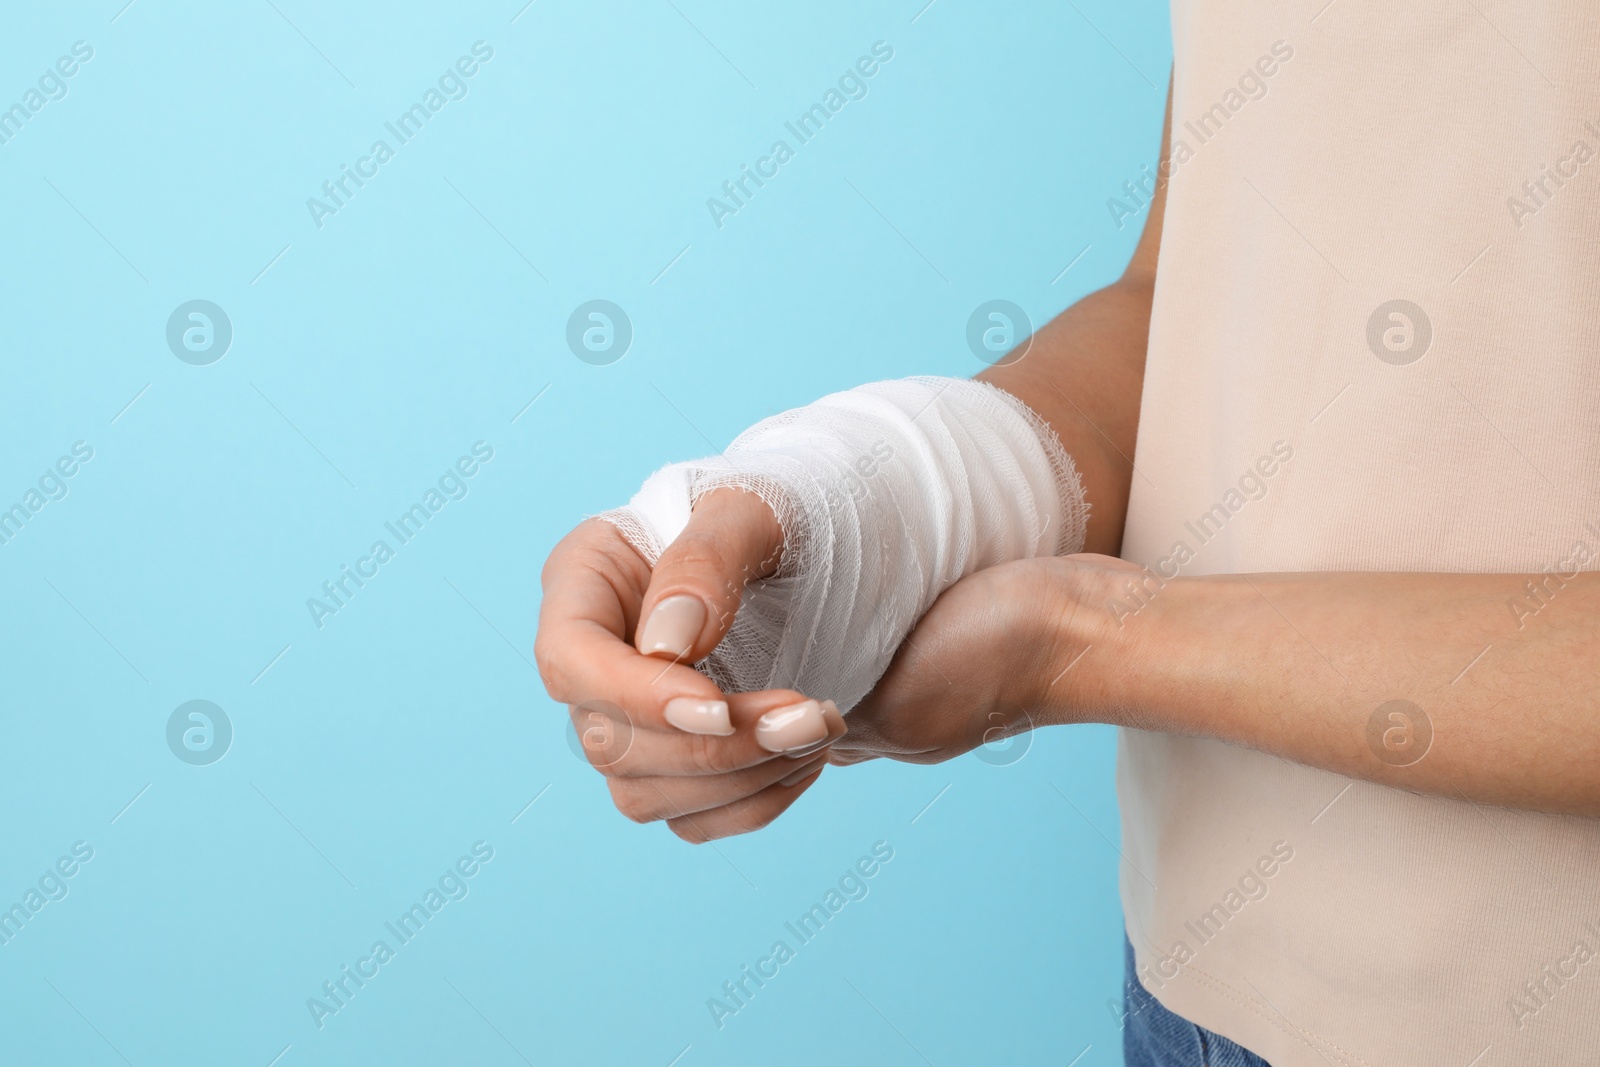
[
  {"x1": 663, "y1": 697, "x2": 733, "y2": 736},
  {"x1": 779, "y1": 756, "x2": 827, "y2": 788},
  {"x1": 785, "y1": 699, "x2": 845, "y2": 758},
  {"x1": 755, "y1": 700, "x2": 828, "y2": 754},
  {"x1": 638, "y1": 595, "x2": 706, "y2": 659},
  {"x1": 783, "y1": 737, "x2": 834, "y2": 760}
]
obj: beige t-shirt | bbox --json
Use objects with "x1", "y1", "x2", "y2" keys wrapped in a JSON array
[{"x1": 1118, "y1": 4, "x2": 1600, "y2": 1065}]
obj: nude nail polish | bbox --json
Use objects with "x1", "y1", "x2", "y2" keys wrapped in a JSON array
[
  {"x1": 664, "y1": 697, "x2": 733, "y2": 736},
  {"x1": 755, "y1": 700, "x2": 828, "y2": 754},
  {"x1": 781, "y1": 699, "x2": 844, "y2": 758},
  {"x1": 637, "y1": 595, "x2": 706, "y2": 659},
  {"x1": 782, "y1": 737, "x2": 834, "y2": 760}
]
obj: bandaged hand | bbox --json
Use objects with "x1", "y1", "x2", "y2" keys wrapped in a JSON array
[
  {"x1": 601, "y1": 376, "x2": 1087, "y2": 712},
  {"x1": 537, "y1": 376, "x2": 1086, "y2": 841}
]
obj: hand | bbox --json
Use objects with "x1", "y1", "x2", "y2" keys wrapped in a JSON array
[
  {"x1": 535, "y1": 489, "x2": 846, "y2": 842},
  {"x1": 829, "y1": 554, "x2": 1131, "y2": 767}
]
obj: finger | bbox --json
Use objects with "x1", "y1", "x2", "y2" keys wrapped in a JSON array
[
  {"x1": 576, "y1": 694, "x2": 846, "y2": 779},
  {"x1": 666, "y1": 764, "x2": 827, "y2": 843},
  {"x1": 536, "y1": 520, "x2": 835, "y2": 765},
  {"x1": 607, "y1": 746, "x2": 833, "y2": 823},
  {"x1": 537, "y1": 520, "x2": 734, "y2": 732},
  {"x1": 635, "y1": 488, "x2": 783, "y2": 663}
]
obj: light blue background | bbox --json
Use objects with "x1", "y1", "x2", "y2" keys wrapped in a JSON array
[{"x1": 0, "y1": 2, "x2": 1169, "y2": 1063}]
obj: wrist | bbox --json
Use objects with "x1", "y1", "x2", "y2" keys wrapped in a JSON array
[{"x1": 1032, "y1": 555, "x2": 1192, "y2": 730}]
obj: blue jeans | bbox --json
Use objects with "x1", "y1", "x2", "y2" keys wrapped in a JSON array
[{"x1": 1123, "y1": 937, "x2": 1273, "y2": 1067}]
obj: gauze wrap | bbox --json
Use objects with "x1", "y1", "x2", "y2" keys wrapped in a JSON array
[{"x1": 600, "y1": 376, "x2": 1087, "y2": 711}]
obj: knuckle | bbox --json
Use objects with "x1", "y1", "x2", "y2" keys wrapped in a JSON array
[
  {"x1": 532, "y1": 639, "x2": 567, "y2": 699},
  {"x1": 541, "y1": 523, "x2": 597, "y2": 587},
  {"x1": 590, "y1": 757, "x2": 628, "y2": 779},
  {"x1": 538, "y1": 542, "x2": 570, "y2": 590},
  {"x1": 661, "y1": 537, "x2": 733, "y2": 586},
  {"x1": 687, "y1": 735, "x2": 740, "y2": 776},
  {"x1": 742, "y1": 792, "x2": 787, "y2": 832},
  {"x1": 608, "y1": 782, "x2": 659, "y2": 824},
  {"x1": 592, "y1": 741, "x2": 639, "y2": 780},
  {"x1": 741, "y1": 809, "x2": 779, "y2": 835},
  {"x1": 597, "y1": 526, "x2": 649, "y2": 571}
]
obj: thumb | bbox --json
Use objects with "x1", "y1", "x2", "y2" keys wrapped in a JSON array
[{"x1": 635, "y1": 488, "x2": 784, "y2": 664}]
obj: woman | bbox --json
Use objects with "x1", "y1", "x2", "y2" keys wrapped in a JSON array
[{"x1": 536, "y1": 8, "x2": 1600, "y2": 1063}]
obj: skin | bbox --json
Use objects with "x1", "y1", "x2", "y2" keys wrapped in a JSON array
[
  {"x1": 536, "y1": 86, "x2": 1600, "y2": 840},
  {"x1": 536, "y1": 489, "x2": 847, "y2": 843},
  {"x1": 835, "y1": 557, "x2": 1600, "y2": 815}
]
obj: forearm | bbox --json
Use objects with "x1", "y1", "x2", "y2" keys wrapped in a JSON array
[
  {"x1": 1061, "y1": 565, "x2": 1600, "y2": 814},
  {"x1": 977, "y1": 277, "x2": 1153, "y2": 555}
]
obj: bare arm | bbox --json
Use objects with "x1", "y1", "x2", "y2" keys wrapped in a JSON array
[
  {"x1": 1053, "y1": 566, "x2": 1600, "y2": 816},
  {"x1": 839, "y1": 525, "x2": 1600, "y2": 817}
]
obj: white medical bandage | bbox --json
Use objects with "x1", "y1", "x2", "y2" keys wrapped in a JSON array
[{"x1": 601, "y1": 376, "x2": 1087, "y2": 711}]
